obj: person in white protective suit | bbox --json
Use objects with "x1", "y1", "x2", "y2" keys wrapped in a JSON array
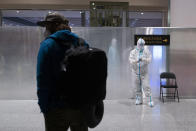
[{"x1": 129, "y1": 38, "x2": 154, "y2": 107}]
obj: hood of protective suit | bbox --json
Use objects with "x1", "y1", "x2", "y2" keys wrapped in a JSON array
[{"x1": 137, "y1": 38, "x2": 145, "y2": 51}]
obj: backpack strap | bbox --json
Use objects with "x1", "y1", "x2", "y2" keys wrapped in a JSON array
[
  {"x1": 78, "y1": 38, "x2": 85, "y2": 46},
  {"x1": 78, "y1": 38, "x2": 90, "y2": 48}
]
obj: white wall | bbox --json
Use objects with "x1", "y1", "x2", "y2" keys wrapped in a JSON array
[
  {"x1": 170, "y1": 1, "x2": 196, "y2": 98},
  {"x1": 170, "y1": 0, "x2": 196, "y2": 27}
]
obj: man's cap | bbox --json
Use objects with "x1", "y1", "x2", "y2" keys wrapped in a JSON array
[{"x1": 37, "y1": 12, "x2": 69, "y2": 27}]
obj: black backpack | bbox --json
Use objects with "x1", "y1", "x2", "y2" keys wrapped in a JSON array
[{"x1": 56, "y1": 38, "x2": 107, "y2": 106}]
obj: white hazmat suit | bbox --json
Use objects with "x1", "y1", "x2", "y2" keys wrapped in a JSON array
[{"x1": 129, "y1": 38, "x2": 154, "y2": 107}]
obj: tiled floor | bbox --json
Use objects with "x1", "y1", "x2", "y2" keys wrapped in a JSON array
[{"x1": 0, "y1": 99, "x2": 195, "y2": 131}]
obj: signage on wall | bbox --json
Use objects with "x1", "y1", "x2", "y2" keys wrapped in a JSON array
[{"x1": 134, "y1": 35, "x2": 170, "y2": 46}]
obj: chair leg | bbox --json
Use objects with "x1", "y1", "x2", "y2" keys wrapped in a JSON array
[
  {"x1": 176, "y1": 89, "x2": 179, "y2": 102},
  {"x1": 160, "y1": 87, "x2": 162, "y2": 100},
  {"x1": 174, "y1": 88, "x2": 176, "y2": 99},
  {"x1": 162, "y1": 88, "x2": 164, "y2": 103}
]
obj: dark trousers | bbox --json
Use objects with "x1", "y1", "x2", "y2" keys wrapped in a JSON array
[{"x1": 43, "y1": 107, "x2": 88, "y2": 131}]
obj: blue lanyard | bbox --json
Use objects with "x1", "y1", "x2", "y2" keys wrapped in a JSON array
[{"x1": 138, "y1": 51, "x2": 143, "y2": 91}]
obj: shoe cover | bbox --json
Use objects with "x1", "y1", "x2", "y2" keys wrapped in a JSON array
[
  {"x1": 148, "y1": 101, "x2": 154, "y2": 107},
  {"x1": 135, "y1": 96, "x2": 143, "y2": 105}
]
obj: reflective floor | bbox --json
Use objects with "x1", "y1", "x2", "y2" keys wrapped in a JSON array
[{"x1": 0, "y1": 99, "x2": 195, "y2": 131}]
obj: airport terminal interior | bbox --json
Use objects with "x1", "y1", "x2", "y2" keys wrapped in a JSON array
[{"x1": 0, "y1": 0, "x2": 196, "y2": 131}]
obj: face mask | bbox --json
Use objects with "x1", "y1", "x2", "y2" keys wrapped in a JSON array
[
  {"x1": 138, "y1": 44, "x2": 144, "y2": 51},
  {"x1": 137, "y1": 43, "x2": 144, "y2": 51}
]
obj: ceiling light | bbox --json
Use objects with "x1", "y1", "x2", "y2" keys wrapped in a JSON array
[
  {"x1": 16, "y1": 11, "x2": 20, "y2": 13},
  {"x1": 92, "y1": 2, "x2": 95, "y2": 6},
  {"x1": 141, "y1": 12, "x2": 144, "y2": 15}
]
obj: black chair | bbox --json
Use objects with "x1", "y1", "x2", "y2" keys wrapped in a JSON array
[{"x1": 160, "y1": 72, "x2": 179, "y2": 103}]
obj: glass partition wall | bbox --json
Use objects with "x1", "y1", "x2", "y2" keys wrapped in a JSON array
[
  {"x1": 0, "y1": 27, "x2": 43, "y2": 99},
  {"x1": 0, "y1": 27, "x2": 196, "y2": 100}
]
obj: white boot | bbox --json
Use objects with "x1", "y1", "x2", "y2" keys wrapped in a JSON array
[
  {"x1": 135, "y1": 95, "x2": 143, "y2": 105},
  {"x1": 148, "y1": 96, "x2": 154, "y2": 107}
]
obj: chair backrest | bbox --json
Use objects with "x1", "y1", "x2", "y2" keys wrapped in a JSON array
[
  {"x1": 160, "y1": 72, "x2": 177, "y2": 86},
  {"x1": 160, "y1": 72, "x2": 176, "y2": 79}
]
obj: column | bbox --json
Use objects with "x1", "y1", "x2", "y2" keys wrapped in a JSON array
[
  {"x1": 81, "y1": 11, "x2": 85, "y2": 27},
  {"x1": 0, "y1": 10, "x2": 2, "y2": 26}
]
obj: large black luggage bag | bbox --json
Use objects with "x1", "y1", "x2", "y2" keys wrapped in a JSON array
[{"x1": 60, "y1": 46, "x2": 107, "y2": 105}]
